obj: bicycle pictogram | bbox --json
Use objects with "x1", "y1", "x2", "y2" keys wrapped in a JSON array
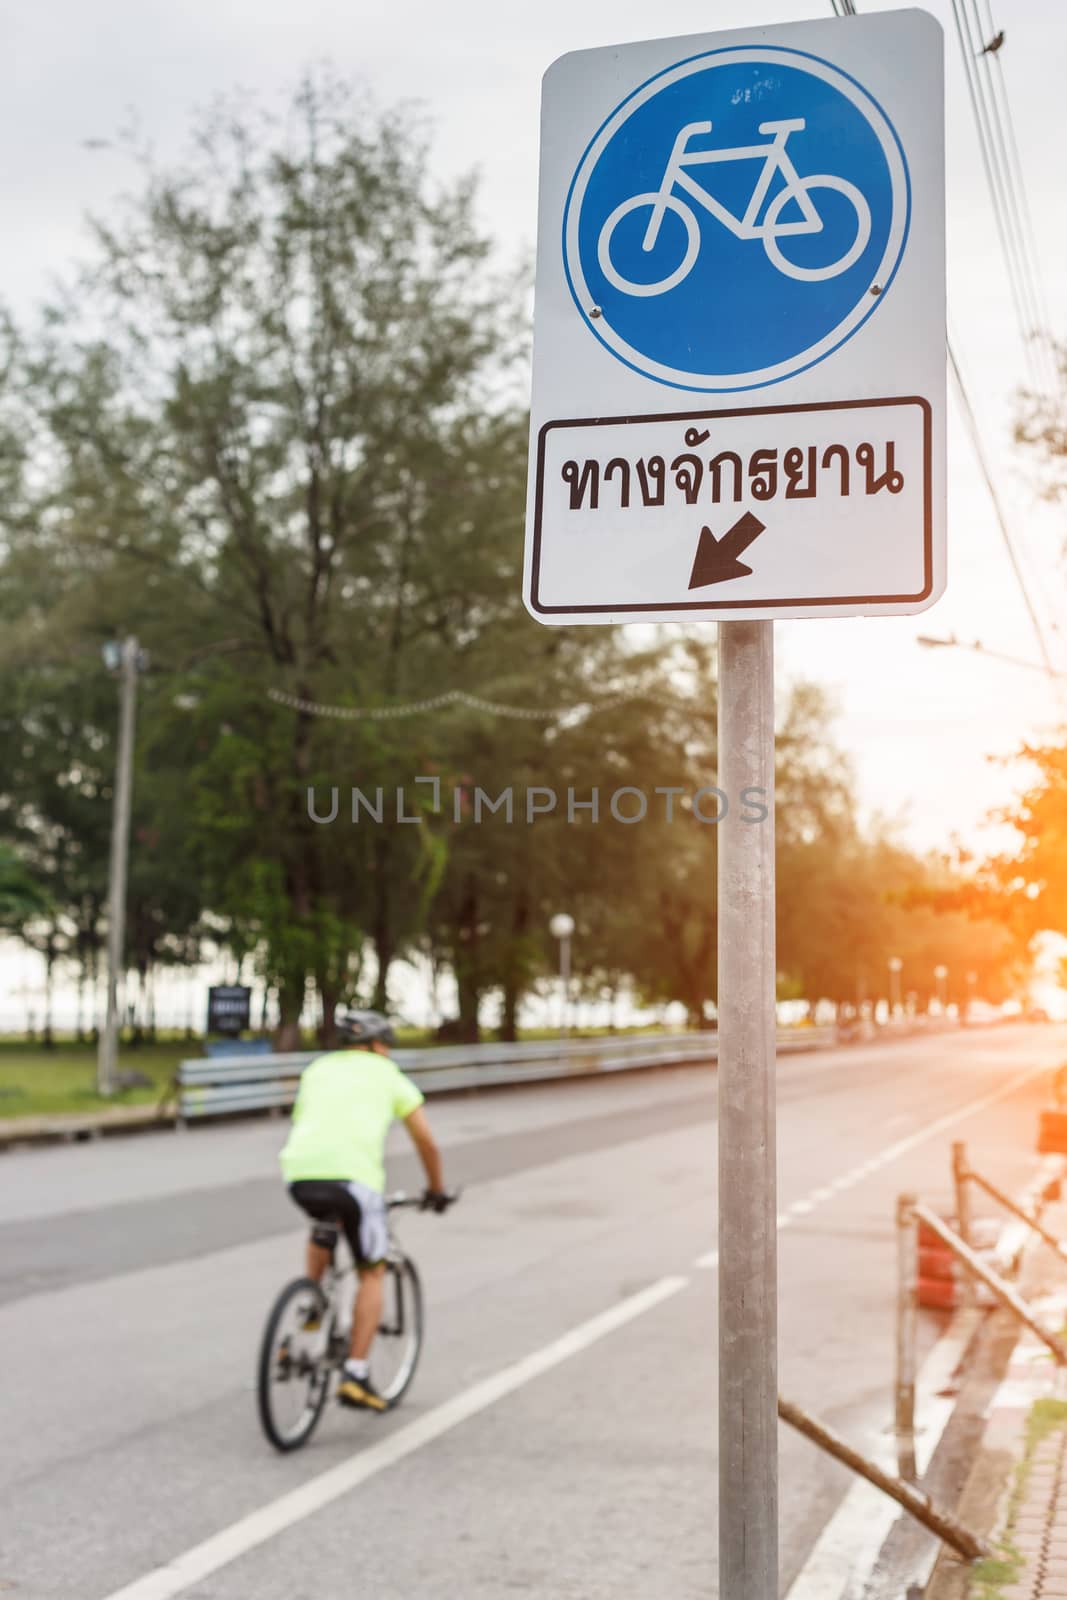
[
  {"x1": 597, "y1": 118, "x2": 873, "y2": 297},
  {"x1": 564, "y1": 44, "x2": 909, "y2": 390}
]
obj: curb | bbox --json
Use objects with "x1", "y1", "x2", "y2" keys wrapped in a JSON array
[
  {"x1": 0, "y1": 1103, "x2": 177, "y2": 1150},
  {"x1": 923, "y1": 1290, "x2": 1067, "y2": 1600},
  {"x1": 0, "y1": 1016, "x2": 1021, "y2": 1153}
]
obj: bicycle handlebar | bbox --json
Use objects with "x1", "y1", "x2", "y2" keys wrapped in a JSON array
[{"x1": 386, "y1": 1188, "x2": 462, "y2": 1211}]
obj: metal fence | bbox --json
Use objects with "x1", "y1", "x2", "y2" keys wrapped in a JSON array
[{"x1": 175, "y1": 1027, "x2": 835, "y2": 1123}]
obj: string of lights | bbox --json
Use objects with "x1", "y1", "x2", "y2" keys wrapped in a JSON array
[{"x1": 265, "y1": 684, "x2": 698, "y2": 723}]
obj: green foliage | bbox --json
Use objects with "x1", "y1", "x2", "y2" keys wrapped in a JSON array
[
  {"x1": 0, "y1": 74, "x2": 1035, "y2": 1040},
  {"x1": 1025, "y1": 1397, "x2": 1067, "y2": 1446},
  {"x1": 971, "y1": 1397, "x2": 1067, "y2": 1600},
  {"x1": 0, "y1": 1041, "x2": 185, "y2": 1117},
  {"x1": 988, "y1": 741, "x2": 1067, "y2": 940},
  {"x1": 971, "y1": 1553, "x2": 1023, "y2": 1600},
  {"x1": 0, "y1": 842, "x2": 50, "y2": 929}
]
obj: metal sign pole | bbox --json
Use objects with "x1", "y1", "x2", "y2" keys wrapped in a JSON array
[
  {"x1": 717, "y1": 618, "x2": 778, "y2": 1600},
  {"x1": 97, "y1": 636, "x2": 139, "y2": 1097}
]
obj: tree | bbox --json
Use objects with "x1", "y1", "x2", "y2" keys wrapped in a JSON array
[
  {"x1": 0, "y1": 842, "x2": 49, "y2": 929},
  {"x1": 0, "y1": 75, "x2": 529, "y2": 1045},
  {"x1": 982, "y1": 741, "x2": 1067, "y2": 942},
  {"x1": 0, "y1": 73, "x2": 1020, "y2": 1045},
  {"x1": 422, "y1": 634, "x2": 714, "y2": 1039}
]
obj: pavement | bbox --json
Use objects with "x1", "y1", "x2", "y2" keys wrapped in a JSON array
[
  {"x1": 923, "y1": 1223, "x2": 1067, "y2": 1600},
  {"x1": 0, "y1": 1022, "x2": 1063, "y2": 1599}
]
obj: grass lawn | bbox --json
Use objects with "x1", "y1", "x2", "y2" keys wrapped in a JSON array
[
  {"x1": 0, "y1": 1040, "x2": 190, "y2": 1119},
  {"x1": 0, "y1": 1022, "x2": 681, "y2": 1120}
]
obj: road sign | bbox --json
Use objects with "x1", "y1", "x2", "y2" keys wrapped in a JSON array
[
  {"x1": 207, "y1": 984, "x2": 252, "y2": 1036},
  {"x1": 524, "y1": 21, "x2": 945, "y2": 1600},
  {"x1": 525, "y1": 10, "x2": 945, "y2": 623}
]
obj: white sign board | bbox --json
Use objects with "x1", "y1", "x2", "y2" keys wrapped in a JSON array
[{"x1": 524, "y1": 9, "x2": 945, "y2": 623}]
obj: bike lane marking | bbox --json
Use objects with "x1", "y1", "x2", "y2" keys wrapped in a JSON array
[
  {"x1": 99, "y1": 1274, "x2": 690, "y2": 1600},
  {"x1": 96, "y1": 1061, "x2": 1049, "y2": 1600},
  {"x1": 691, "y1": 1060, "x2": 1047, "y2": 1270}
]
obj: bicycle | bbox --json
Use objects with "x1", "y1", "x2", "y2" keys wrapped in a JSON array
[
  {"x1": 597, "y1": 117, "x2": 872, "y2": 296},
  {"x1": 256, "y1": 1191, "x2": 454, "y2": 1452}
]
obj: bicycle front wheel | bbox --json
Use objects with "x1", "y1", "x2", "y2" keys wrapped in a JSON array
[
  {"x1": 762, "y1": 175, "x2": 872, "y2": 283},
  {"x1": 256, "y1": 1277, "x2": 333, "y2": 1452},
  {"x1": 372, "y1": 1254, "x2": 424, "y2": 1408}
]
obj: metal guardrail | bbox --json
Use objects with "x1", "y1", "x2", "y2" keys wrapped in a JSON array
[
  {"x1": 175, "y1": 1027, "x2": 835, "y2": 1123},
  {"x1": 778, "y1": 1394, "x2": 990, "y2": 1562},
  {"x1": 893, "y1": 1149, "x2": 1067, "y2": 1487}
]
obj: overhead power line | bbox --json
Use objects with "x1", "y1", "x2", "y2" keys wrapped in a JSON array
[
  {"x1": 974, "y1": 0, "x2": 1064, "y2": 404},
  {"x1": 917, "y1": 632, "x2": 1067, "y2": 680},
  {"x1": 834, "y1": 0, "x2": 1060, "y2": 404},
  {"x1": 948, "y1": 0, "x2": 1039, "y2": 388},
  {"x1": 948, "y1": 338, "x2": 1065, "y2": 710},
  {"x1": 826, "y1": 0, "x2": 1065, "y2": 709},
  {"x1": 949, "y1": 0, "x2": 1060, "y2": 400}
]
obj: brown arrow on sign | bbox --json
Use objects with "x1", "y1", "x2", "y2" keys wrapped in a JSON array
[{"x1": 688, "y1": 511, "x2": 767, "y2": 588}]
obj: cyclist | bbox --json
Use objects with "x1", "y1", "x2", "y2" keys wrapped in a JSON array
[{"x1": 279, "y1": 1007, "x2": 449, "y2": 1413}]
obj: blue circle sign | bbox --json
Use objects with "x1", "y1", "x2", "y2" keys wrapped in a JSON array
[{"x1": 563, "y1": 46, "x2": 910, "y2": 392}]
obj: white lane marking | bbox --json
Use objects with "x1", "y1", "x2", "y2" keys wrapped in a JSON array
[
  {"x1": 101, "y1": 1275, "x2": 689, "y2": 1600},
  {"x1": 909, "y1": 1308, "x2": 986, "y2": 1469},
  {"x1": 787, "y1": 1484, "x2": 896, "y2": 1600},
  {"x1": 871, "y1": 1063, "x2": 1046, "y2": 1167},
  {"x1": 783, "y1": 1307, "x2": 984, "y2": 1600},
  {"x1": 994, "y1": 1156, "x2": 1064, "y2": 1267},
  {"x1": 691, "y1": 1063, "x2": 1048, "y2": 1271},
  {"x1": 786, "y1": 1137, "x2": 1058, "y2": 1600}
]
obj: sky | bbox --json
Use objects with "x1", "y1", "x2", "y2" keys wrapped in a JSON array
[{"x1": 3, "y1": 0, "x2": 1066, "y2": 869}]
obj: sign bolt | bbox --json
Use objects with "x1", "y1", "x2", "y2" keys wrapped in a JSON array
[
  {"x1": 870, "y1": 282, "x2": 883, "y2": 295},
  {"x1": 590, "y1": 306, "x2": 603, "y2": 318}
]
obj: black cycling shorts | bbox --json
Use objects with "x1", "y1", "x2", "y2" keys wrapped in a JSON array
[{"x1": 288, "y1": 1179, "x2": 389, "y2": 1268}]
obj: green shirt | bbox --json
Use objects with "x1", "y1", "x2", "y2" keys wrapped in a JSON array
[{"x1": 279, "y1": 1049, "x2": 425, "y2": 1193}]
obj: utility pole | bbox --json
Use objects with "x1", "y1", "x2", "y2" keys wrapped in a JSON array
[
  {"x1": 97, "y1": 637, "x2": 141, "y2": 1097},
  {"x1": 717, "y1": 619, "x2": 778, "y2": 1600}
]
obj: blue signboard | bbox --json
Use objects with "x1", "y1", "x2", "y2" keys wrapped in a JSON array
[{"x1": 563, "y1": 46, "x2": 910, "y2": 392}]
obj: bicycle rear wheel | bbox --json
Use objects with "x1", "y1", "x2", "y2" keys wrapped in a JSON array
[
  {"x1": 597, "y1": 192, "x2": 701, "y2": 297},
  {"x1": 372, "y1": 1254, "x2": 424, "y2": 1407},
  {"x1": 257, "y1": 1277, "x2": 333, "y2": 1452}
]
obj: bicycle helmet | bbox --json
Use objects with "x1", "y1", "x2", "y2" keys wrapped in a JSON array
[{"x1": 334, "y1": 1007, "x2": 396, "y2": 1049}]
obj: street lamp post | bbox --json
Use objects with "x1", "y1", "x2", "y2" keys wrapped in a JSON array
[
  {"x1": 888, "y1": 956, "x2": 903, "y2": 1018},
  {"x1": 934, "y1": 964, "x2": 949, "y2": 1014},
  {"x1": 97, "y1": 637, "x2": 145, "y2": 1096},
  {"x1": 549, "y1": 913, "x2": 575, "y2": 1046}
]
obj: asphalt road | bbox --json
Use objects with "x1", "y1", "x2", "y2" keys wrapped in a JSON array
[{"x1": 0, "y1": 1023, "x2": 1062, "y2": 1599}]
